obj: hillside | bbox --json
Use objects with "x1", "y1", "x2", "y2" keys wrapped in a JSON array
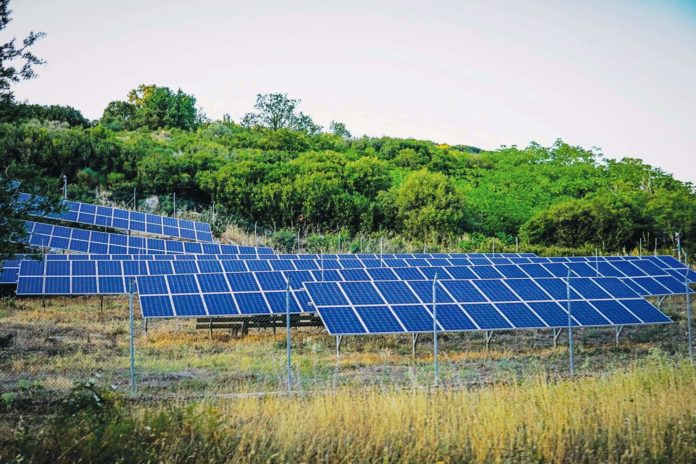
[{"x1": 1, "y1": 88, "x2": 694, "y2": 255}]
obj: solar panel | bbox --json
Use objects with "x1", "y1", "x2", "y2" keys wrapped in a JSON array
[
  {"x1": 16, "y1": 251, "x2": 692, "y2": 304},
  {"x1": 0, "y1": 258, "x2": 23, "y2": 284},
  {"x1": 19, "y1": 193, "x2": 215, "y2": 242},
  {"x1": 24, "y1": 221, "x2": 273, "y2": 255},
  {"x1": 135, "y1": 272, "x2": 311, "y2": 318},
  {"x1": 304, "y1": 277, "x2": 672, "y2": 336}
]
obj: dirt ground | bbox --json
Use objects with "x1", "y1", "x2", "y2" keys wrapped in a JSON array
[{"x1": 0, "y1": 293, "x2": 690, "y2": 400}]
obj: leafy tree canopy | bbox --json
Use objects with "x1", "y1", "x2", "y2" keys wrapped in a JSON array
[
  {"x1": 241, "y1": 93, "x2": 322, "y2": 135},
  {"x1": 101, "y1": 84, "x2": 203, "y2": 131},
  {"x1": 0, "y1": 0, "x2": 44, "y2": 120}
]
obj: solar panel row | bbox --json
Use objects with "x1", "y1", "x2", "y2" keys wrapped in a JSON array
[
  {"x1": 22, "y1": 252, "x2": 694, "y2": 277},
  {"x1": 39, "y1": 252, "x2": 537, "y2": 261},
  {"x1": 133, "y1": 273, "x2": 673, "y2": 323},
  {"x1": 20, "y1": 193, "x2": 214, "y2": 242},
  {"x1": 20, "y1": 254, "x2": 695, "y2": 281},
  {"x1": 24, "y1": 221, "x2": 274, "y2": 255},
  {"x1": 29, "y1": 252, "x2": 691, "y2": 278},
  {"x1": 304, "y1": 279, "x2": 672, "y2": 336},
  {"x1": 15, "y1": 256, "x2": 692, "y2": 299}
]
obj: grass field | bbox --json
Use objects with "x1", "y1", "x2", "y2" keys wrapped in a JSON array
[{"x1": 1, "y1": 294, "x2": 695, "y2": 462}]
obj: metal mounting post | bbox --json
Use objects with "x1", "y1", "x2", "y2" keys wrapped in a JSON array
[
  {"x1": 432, "y1": 273, "x2": 439, "y2": 387},
  {"x1": 61, "y1": 174, "x2": 68, "y2": 200},
  {"x1": 567, "y1": 269, "x2": 575, "y2": 376},
  {"x1": 129, "y1": 279, "x2": 136, "y2": 396},
  {"x1": 286, "y1": 279, "x2": 292, "y2": 393},
  {"x1": 336, "y1": 335, "x2": 343, "y2": 359},
  {"x1": 412, "y1": 333, "x2": 419, "y2": 357},
  {"x1": 143, "y1": 318, "x2": 148, "y2": 338},
  {"x1": 484, "y1": 331, "x2": 493, "y2": 350},
  {"x1": 615, "y1": 326, "x2": 624, "y2": 347},
  {"x1": 380, "y1": 237, "x2": 384, "y2": 267},
  {"x1": 685, "y1": 254, "x2": 693, "y2": 364},
  {"x1": 552, "y1": 328, "x2": 563, "y2": 347},
  {"x1": 657, "y1": 295, "x2": 666, "y2": 309}
]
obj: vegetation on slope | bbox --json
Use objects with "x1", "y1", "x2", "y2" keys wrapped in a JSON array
[{"x1": 2, "y1": 89, "x2": 694, "y2": 255}]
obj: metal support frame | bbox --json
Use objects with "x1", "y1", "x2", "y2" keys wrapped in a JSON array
[
  {"x1": 61, "y1": 174, "x2": 67, "y2": 200},
  {"x1": 100, "y1": 295, "x2": 104, "y2": 314},
  {"x1": 657, "y1": 295, "x2": 666, "y2": 309},
  {"x1": 566, "y1": 269, "x2": 575, "y2": 376},
  {"x1": 552, "y1": 328, "x2": 563, "y2": 347},
  {"x1": 615, "y1": 326, "x2": 624, "y2": 347},
  {"x1": 432, "y1": 273, "x2": 439, "y2": 387},
  {"x1": 336, "y1": 335, "x2": 343, "y2": 359},
  {"x1": 484, "y1": 330, "x2": 493, "y2": 350},
  {"x1": 143, "y1": 318, "x2": 148, "y2": 337},
  {"x1": 128, "y1": 278, "x2": 136, "y2": 396},
  {"x1": 286, "y1": 279, "x2": 292, "y2": 392},
  {"x1": 380, "y1": 237, "x2": 384, "y2": 267},
  {"x1": 412, "y1": 333, "x2": 419, "y2": 357},
  {"x1": 685, "y1": 253, "x2": 693, "y2": 364}
]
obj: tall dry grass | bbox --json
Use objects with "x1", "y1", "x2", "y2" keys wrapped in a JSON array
[{"x1": 6, "y1": 357, "x2": 695, "y2": 463}]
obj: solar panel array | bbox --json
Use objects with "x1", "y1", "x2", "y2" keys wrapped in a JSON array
[
  {"x1": 304, "y1": 277, "x2": 672, "y2": 336},
  {"x1": 24, "y1": 221, "x2": 273, "y2": 255},
  {"x1": 14, "y1": 255, "x2": 694, "y2": 302},
  {"x1": 19, "y1": 193, "x2": 214, "y2": 242},
  {"x1": 6, "y1": 189, "x2": 688, "y2": 339}
]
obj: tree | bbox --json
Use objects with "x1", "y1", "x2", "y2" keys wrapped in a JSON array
[
  {"x1": 11, "y1": 103, "x2": 90, "y2": 126},
  {"x1": 0, "y1": 177, "x2": 62, "y2": 261},
  {"x1": 330, "y1": 120, "x2": 352, "y2": 139},
  {"x1": 0, "y1": 0, "x2": 45, "y2": 120},
  {"x1": 380, "y1": 169, "x2": 467, "y2": 243},
  {"x1": 100, "y1": 100, "x2": 136, "y2": 130},
  {"x1": 100, "y1": 84, "x2": 202, "y2": 131},
  {"x1": 520, "y1": 194, "x2": 643, "y2": 250},
  {"x1": 241, "y1": 93, "x2": 322, "y2": 134},
  {"x1": 345, "y1": 157, "x2": 390, "y2": 198}
]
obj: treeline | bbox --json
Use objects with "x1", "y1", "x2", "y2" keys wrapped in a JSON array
[{"x1": 2, "y1": 85, "x2": 694, "y2": 255}]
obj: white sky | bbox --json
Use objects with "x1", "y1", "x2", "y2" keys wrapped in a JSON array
[{"x1": 6, "y1": 0, "x2": 696, "y2": 183}]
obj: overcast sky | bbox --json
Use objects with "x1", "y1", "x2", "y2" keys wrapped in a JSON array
[{"x1": 6, "y1": 0, "x2": 696, "y2": 183}]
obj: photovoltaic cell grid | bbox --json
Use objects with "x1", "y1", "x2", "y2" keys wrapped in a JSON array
[
  {"x1": 24, "y1": 221, "x2": 273, "y2": 255},
  {"x1": 304, "y1": 278, "x2": 673, "y2": 336},
  {"x1": 136, "y1": 272, "x2": 311, "y2": 317},
  {"x1": 19, "y1": 193, "x2": 214, "y2": 242},
  {"x1": 28, "y1": 253, "x2": 696, "y2": 281},
  {"x1": 37, "y1": 252, "x2": 535, "y2": 261},
  {"x1": 36, "y1": 252, "x2": 537, "y2": 261},
  {"x1": 0, "y1": 258, "x2": 22, "y2": 284},
  {"x1": 17, "y1": 258, "x2": 152, "y2": 295},
  {"x1": 31, "y1": 254, "x2": 696, "y2": 283},
  {"x1": 15, "y1": 257, "x2": 693, "y2": 300}
]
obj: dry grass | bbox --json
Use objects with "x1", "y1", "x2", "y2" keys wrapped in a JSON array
[
  {"x1": 2, "y1": 359, "x2": 694, "y2": 463},
  {"x1": 1, "y1": 295, "x2": 696, "y2": 461}
]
